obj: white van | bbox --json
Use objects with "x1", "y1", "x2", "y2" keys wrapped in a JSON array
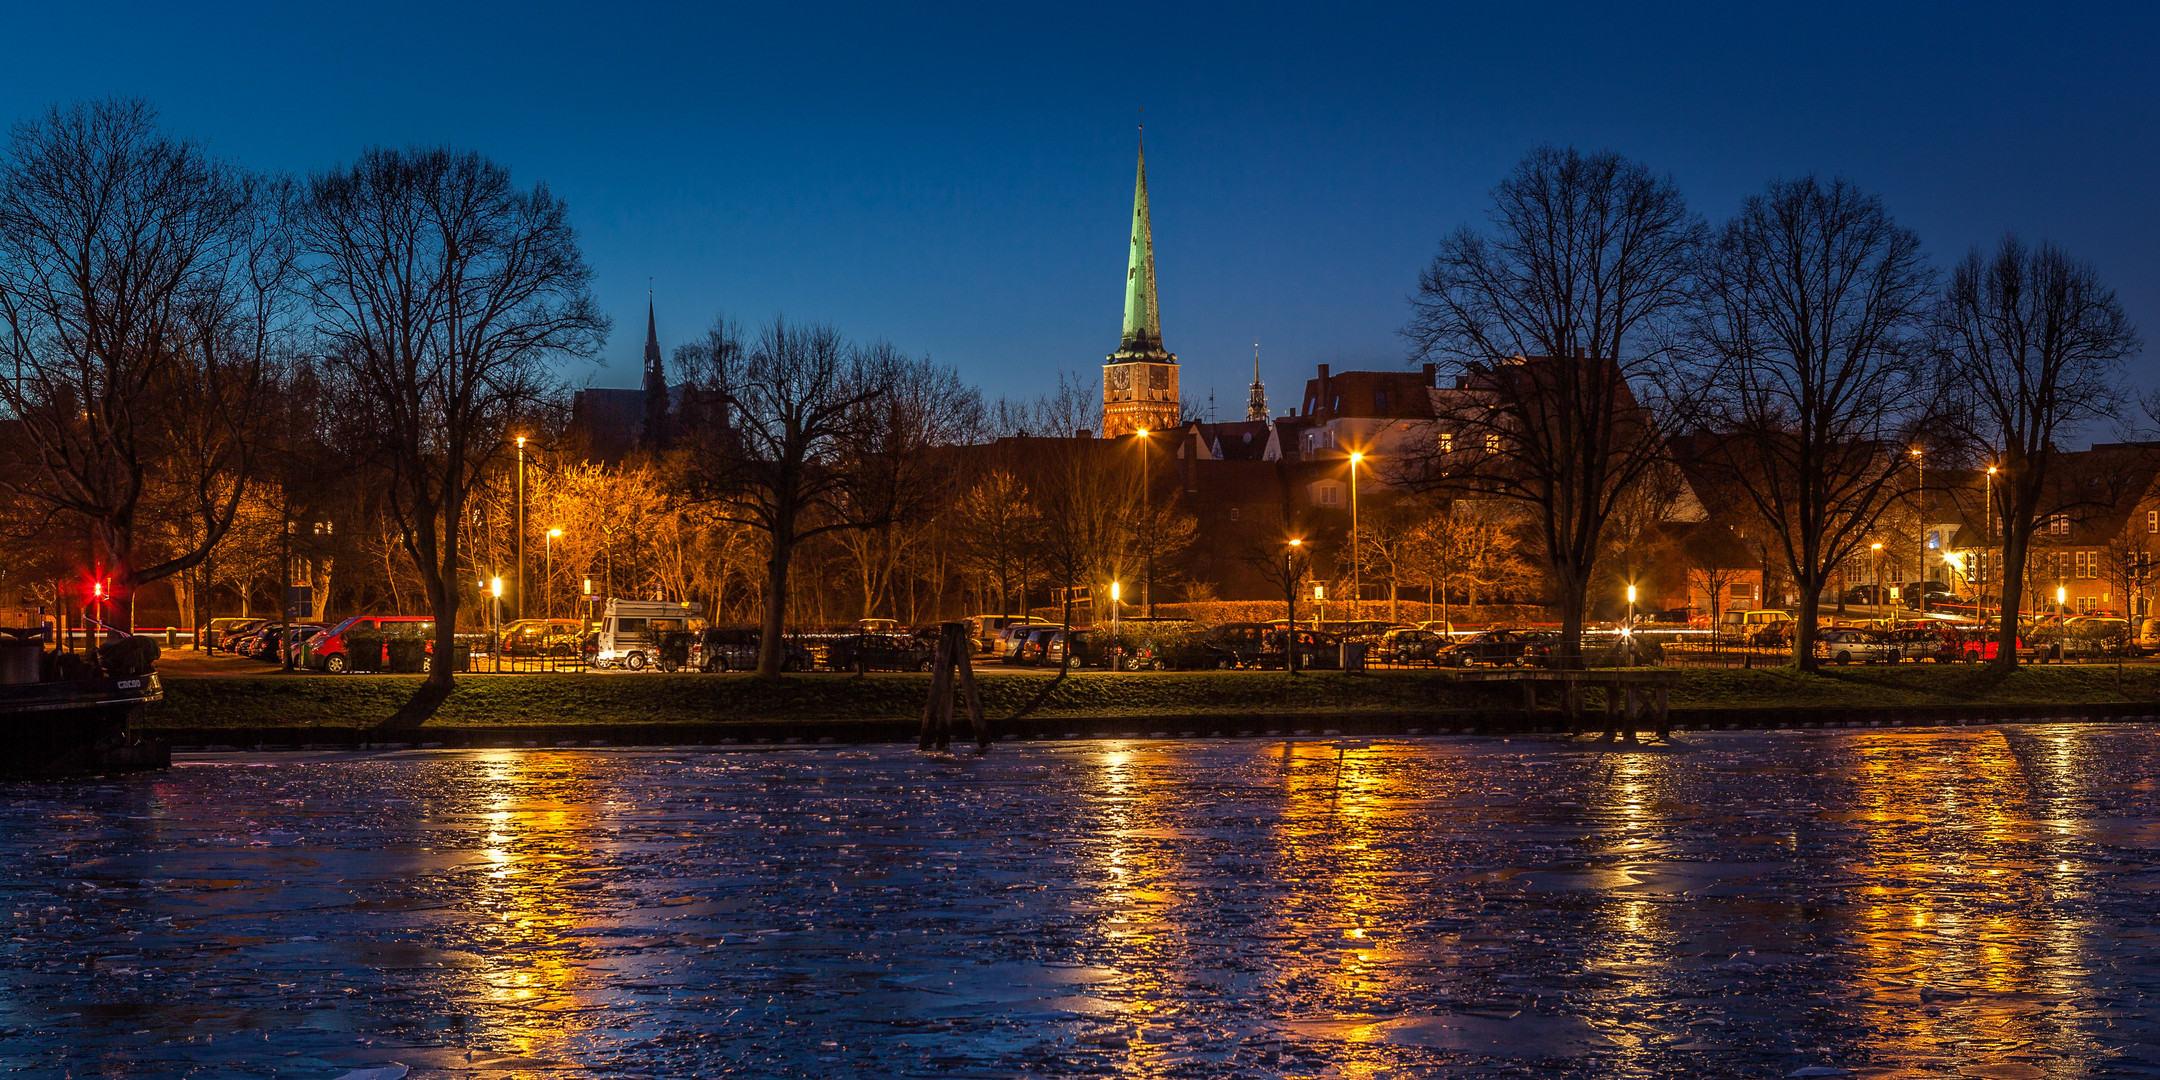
[{"x1": 591, "y1": 599, "x2": 702, "y2": 670}]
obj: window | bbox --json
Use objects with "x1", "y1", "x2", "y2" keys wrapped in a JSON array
[
  {"x1": 1318, "y1": 485, "x2": 1340, "y2": 506},
  {"x1": 2079, "y1": 596, "x2": 2100, "y2": 614},
  {"x1": 2075, "y1": 551, "x2": 2092, "y2": 579},
  {"x1": 2147, "y1": 509, "x2": 2157, "y2": 534},
  {"x1": 1729, "y1": 583, "x2": 1754, "y2": 601},
  {"x1": 1439, "y1": 431, "x2": 1454, "y2": 455},
  {"x1": 2049, "y1": 513, "x2": 2070, "y2": 535},
  {"x1": 1485, "y1": 433, "x2": 1501, "y2": 455},
  {"x1": 1228, "y1": 507, "x2": 1240, "y2": 521}
]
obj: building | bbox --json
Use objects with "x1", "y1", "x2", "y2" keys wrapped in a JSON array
[
  {"x1": 568, "y1": 298, "x2": 677, "y2": 463},
  {"x1": 1100, "y1": 134, "x2": 1179, "y2": 439}
]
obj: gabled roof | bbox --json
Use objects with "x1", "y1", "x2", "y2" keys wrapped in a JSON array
[{"x1": 1300, "y1": 369, "x2": 1440, "y2": 421}]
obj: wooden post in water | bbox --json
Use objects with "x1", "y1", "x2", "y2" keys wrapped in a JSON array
[{"x1": 920, "y1": 621, "x2": 987, "y2": 753}]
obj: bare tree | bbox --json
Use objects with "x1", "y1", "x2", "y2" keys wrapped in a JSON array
[
  {"x1": 0, "y1": 98, "x2": 295, "y2": 630},
  {"x1": 1939, "y1": 236, "x2": 2139, "y2": 666},
  {"x1": 676, "y1": 319, "x2": 975, "y2": 676},
  {"x1": 1403, "y1": 145, "x2": 1701, "y2": 664},
  {"x1": 300, "y1": 147, "x2": 603, "y2": 689},
  {"x1": 1684, "y1": 176, "x2": 1936, "y2": 670}
]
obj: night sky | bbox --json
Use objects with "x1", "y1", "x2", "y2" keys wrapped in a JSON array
[{"x1": 4, "y1": 1, "x2": 2155, "y2": 415}]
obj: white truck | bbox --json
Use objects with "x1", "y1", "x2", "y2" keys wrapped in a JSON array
[{"x1": 589, "y1": 599, "x2": 702, "y2": 670}]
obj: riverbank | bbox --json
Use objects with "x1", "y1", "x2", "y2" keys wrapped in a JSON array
[{"x1": 136, "y1": 665, "x2": 2160, "y2": 744}]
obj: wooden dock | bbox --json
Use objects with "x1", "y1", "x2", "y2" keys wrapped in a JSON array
[{"x1": 1452, "y1": 668, "x2": 1686, "y2": 740}]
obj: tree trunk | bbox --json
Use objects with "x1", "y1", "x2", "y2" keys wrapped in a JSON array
[
  {"x1": 757, "y1": 525, "x2": 796, "y2": 679},
  {"x1": 1793, "y1": 580, "x2": 1823, "y2": 672},
  {"x1": 1997, "y1": 528, "x2": 2030, "y2": 669}
]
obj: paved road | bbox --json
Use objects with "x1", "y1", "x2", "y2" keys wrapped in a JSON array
[{"x1": 6, "y1": 729, "x2": 2160, "y2": 1077}]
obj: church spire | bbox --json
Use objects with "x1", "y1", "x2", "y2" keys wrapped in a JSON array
[
  {"x1": 644, "y1": 295, "x2": 663, "y2": 376},
  {"x1": 1247, "y1": 341, "x2": 1268, "y2": 422},
  {"x1": 1114, "y1": 131, "x2": 1169, "y2": 360}
]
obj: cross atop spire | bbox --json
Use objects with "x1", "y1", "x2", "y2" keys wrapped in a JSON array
[{"x1": 1112, "y1": 131, "x2": 1172, "y2": 362}]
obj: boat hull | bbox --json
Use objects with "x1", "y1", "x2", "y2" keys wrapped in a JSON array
[{"x1": 0, "y1": 674, "x2": 169, "y2": 778}]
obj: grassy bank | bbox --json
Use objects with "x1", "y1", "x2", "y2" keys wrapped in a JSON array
[{"x1": 140, "y1": 665, "x2": 2160, "y2": 732}]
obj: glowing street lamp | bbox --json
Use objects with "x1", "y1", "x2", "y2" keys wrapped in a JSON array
[
  {"x1": 490, "y1": 576, "x2": 504, "y2": 673},
  {"x1": 1349, "y1": 451, "x2": 1364, "y2": 622},
  {"x1": 544, "y1": 528, "x2": 563, "y2": 619},
  {"x1": 1284, "y1": 538, "x2": 1305, "y2": 674}
]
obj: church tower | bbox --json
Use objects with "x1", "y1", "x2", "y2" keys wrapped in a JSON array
[
  {"x1": 1101, "y1": 133, "x2": 1179, "y2": 438},
  {"x1": 639, "y1": 297, "x2": 669, "y2": 449},
  {"x1": 1246, "y1": 342, "x2": 1268, "y2": 422}
]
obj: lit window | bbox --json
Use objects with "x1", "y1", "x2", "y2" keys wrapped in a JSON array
[
  {"x1": 1485, "y1": 433, "x2": 1501, "y2": 455},
  {"x1": 1440, "y1": 431, "x2": 1453, "y2": 455},
  {"x1": 2147, "y1": 510, "x2": 2156, "y2": 534}
]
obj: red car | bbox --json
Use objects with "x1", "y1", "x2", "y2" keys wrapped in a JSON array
[{"x1": 1946, "y1": 628, "x2": 2022, "y2": 662}]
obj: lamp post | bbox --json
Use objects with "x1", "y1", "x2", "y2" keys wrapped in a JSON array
[
  {"x1": 1625, "y1": 583, "x2": 1638, "y2": 665},
  {"x1": 1135, "y1": 429, "x2": 1152, "y2": 618},
  {"x1": 1984, "y1": 465, "x2": 1997, "y2": 630},
  {"x1": 1349, "y1": 451, "x2": 1363, "y2": 624},
  {"x1": 515, "y1": 436, "x2": 526, "y2": 622},
  {"x1": 1285, "y1": 538, "x2": 1304, "y2": 675},
  {"x1": 1871, "y1": 542, "x2": 1885, "y2": 615},
  {"x1": 1110, "y1": 581, "x2": 1122, "y2": 669},
  {"x1": 490, "y1": 576, "x2": 504, "y2": 673},
  {"x1": 545, "y1": 528, "x2": 563, "y2": 620},
  {"x1": 1911, "y1": 447, "x2": 1925, "y2": 617}
]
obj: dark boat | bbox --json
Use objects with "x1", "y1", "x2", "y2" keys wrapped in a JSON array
[{"x1": 0, "y1": 631, "x2": 169, "y2": 777}]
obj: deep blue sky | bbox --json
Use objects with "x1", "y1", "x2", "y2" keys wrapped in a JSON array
[{"x1": 4, "y1": 1, "x2": 2155, "y2": 414}]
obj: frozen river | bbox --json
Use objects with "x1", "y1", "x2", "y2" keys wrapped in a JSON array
[{"x1": 6, "y1": 727, "x2": 2160, "y2": 1078}]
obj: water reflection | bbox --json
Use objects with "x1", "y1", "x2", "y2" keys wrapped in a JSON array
[{"x1": 3, "y1": 731, "x2": 2160, "y2": 1077}]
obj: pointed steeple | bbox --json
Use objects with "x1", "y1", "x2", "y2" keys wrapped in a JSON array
[
  {"x1": 1246, "y1": 341, "x2": 1268, "y2": 422},
  {"x1": 1113, "y1": 132, "x2": 1172, "y2": 361},
  {"x1": 644, "y1": 297, "x2": 663, "y2": 375},
  {"x1": 640, "y1": 294, "x2": 669, "y2": 449}
]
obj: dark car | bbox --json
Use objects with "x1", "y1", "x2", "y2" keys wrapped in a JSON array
[
  {"x1": 1901, "y1": 583, "x2": 1961, "y2": 610},
  {"x1": 826, "y1": 632, "x2": 936, "y2": 672},
  {"x1": 1200, "y1": 623, "x2": 1276, "y2": 668},
  {"x1": 1881, "y1": 625, "x2": 1951, "y2": 661},
  {"x1": 1841, "y1": 584, "x2": 1892, "y2": 606},
  {"x1": 1750, "y1": 620, "x2": 1795, "y2": 648},
  {"x1": 686, "y1": 626, "x2": 812, "y2": 672},
  {"x1": 1007, "y1": 625, "x2": 1068, "y2": 666},
  {"x1": 1373, "y1": 627, "x2": 1448, "y2": 666},
  {"x1": 502, "y1": 618, "x2": 585, "y2": 657},
  {"x1": 1434, "y1": 629, "x2": 1552, "y2": 668}
]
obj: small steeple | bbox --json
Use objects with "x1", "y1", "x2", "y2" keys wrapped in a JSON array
[
  {"x1": 1246, "y1": 341, "x2": 1268, "y2": 422},
  {"x1": 640, "y1": 292, "x2": 669, "y2": 449},
  {"x1": 1112, "y1": 130, "x2": 1171, "y2": 361}
]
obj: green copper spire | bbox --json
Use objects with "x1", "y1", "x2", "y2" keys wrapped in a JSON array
[{"x1": 1114, "y1": 133, "x2": 1171, "y2": 360}]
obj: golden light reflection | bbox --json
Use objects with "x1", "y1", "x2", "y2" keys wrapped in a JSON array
[
  {"x1": 457, "y1": 752, "x2": 611, "y2": 1059},
  {"x1": 1838, "y1": 730, "x2": 2099, "y2": 1064}
]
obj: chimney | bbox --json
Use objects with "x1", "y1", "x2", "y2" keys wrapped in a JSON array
[
  {"x1": 1422, "y1": 362, "x2": 1437, "y2": 386},
  {"x1": 1317, "y1": 364, "x2": 1330, "y2": 413}
]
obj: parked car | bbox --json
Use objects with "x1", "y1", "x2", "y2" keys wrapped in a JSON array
[
  {"x1": 248, "y1": 623, "x2": 324, "y2": 662},
  {"x1": 1814, "y1": 627, "x2": 1898, "y2": 665},
  {"x1": 1749, "y1": 620, "x2": 1796, "y2": 648},
  {"x1": 1083, "y1": 619, "x2": 1207, "y2": 669},
  {"x1": 967, "y1": 615, "x2": 1049, "y2": 654},
  {"x1": 1042, "y1": 628, "x2": 1092, "y2": 667},
  {"x1": 1373, "y1": 627, "x2": 1448, "y2": 666},
  {"x1": 686, "y1": 627, "x2": 812, "y2": 672},
  {"x1": 1007, "y1": 625, "x2": 1071, "y2": 666},
  {"x1": 1880, "y1": 625, "x2": 1951, "y2": 662},
  {"x1": 310, "y1": 615, "x2": 437, "y2": 673},
  {"x1": 826, "y1": 632, "x2": 935, "y2": 672},
  {"x1": 1946, "y1": 627, "x2": 2025, "y2": 662},
  {"x1": 1433, "y1": 628, "x2": 1552, "y2": 668},
  {"x1": 204, "y1": 617, "x2": 269, "y2": 654},
  {"x1": 1200, "y1": 623, "x2": 1276, "y2": 668},
  {"x1": 501, "y1": 618, "x2": 584, "y2": 657},
  {"x1": 1902, "y1": 584, "x2": 1964, "y2": 610},
  {"x1": 993, "y1": 622, "x2": 1042, "y2": 661},
  {"x1": 588, "y1": 599, "x2": 701, "y2": 670},
  {"x1": 1273, "y1": 628, "x2": 1343, "y2": 670},
  {"x1": 1840, "y1": 585, "x2": 1891, "y2": 606}
]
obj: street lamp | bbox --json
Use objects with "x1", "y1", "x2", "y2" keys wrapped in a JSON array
[
  {"x1": 545, "y1": 528, "x2": 563, "y2": 620},
  {"x1": 515, "y1": 435, "x2": 527, "y2": 622},
  {"x1": 1625, "y1": 583, "x2": 1638, "y2": 664},
  {"x1": 2058, "y1": 585, "x2": 2068, "y2": 619},
  {"x1": 1349, "y1": 451, "x2": 1363, "y2": 624},
  {"x1": 1136, "y1": 429, "x2": 1152, "y2": 617},
  {"x1": 1985, "y1": 465, "x2": 1998, "y2": 630},
  {"x1": 1110, "y1": 580, "x2": 1122, "y2": 668},
  {"x1": 490, "y1": 576, "x2": 504, "y2": 673},
  {"x1": 1909, "y1": 447, "x2": 1927, "y2": 617},
  {"x1": 1284, "y1": 539, "x2": 1304, "y2": 675}
]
